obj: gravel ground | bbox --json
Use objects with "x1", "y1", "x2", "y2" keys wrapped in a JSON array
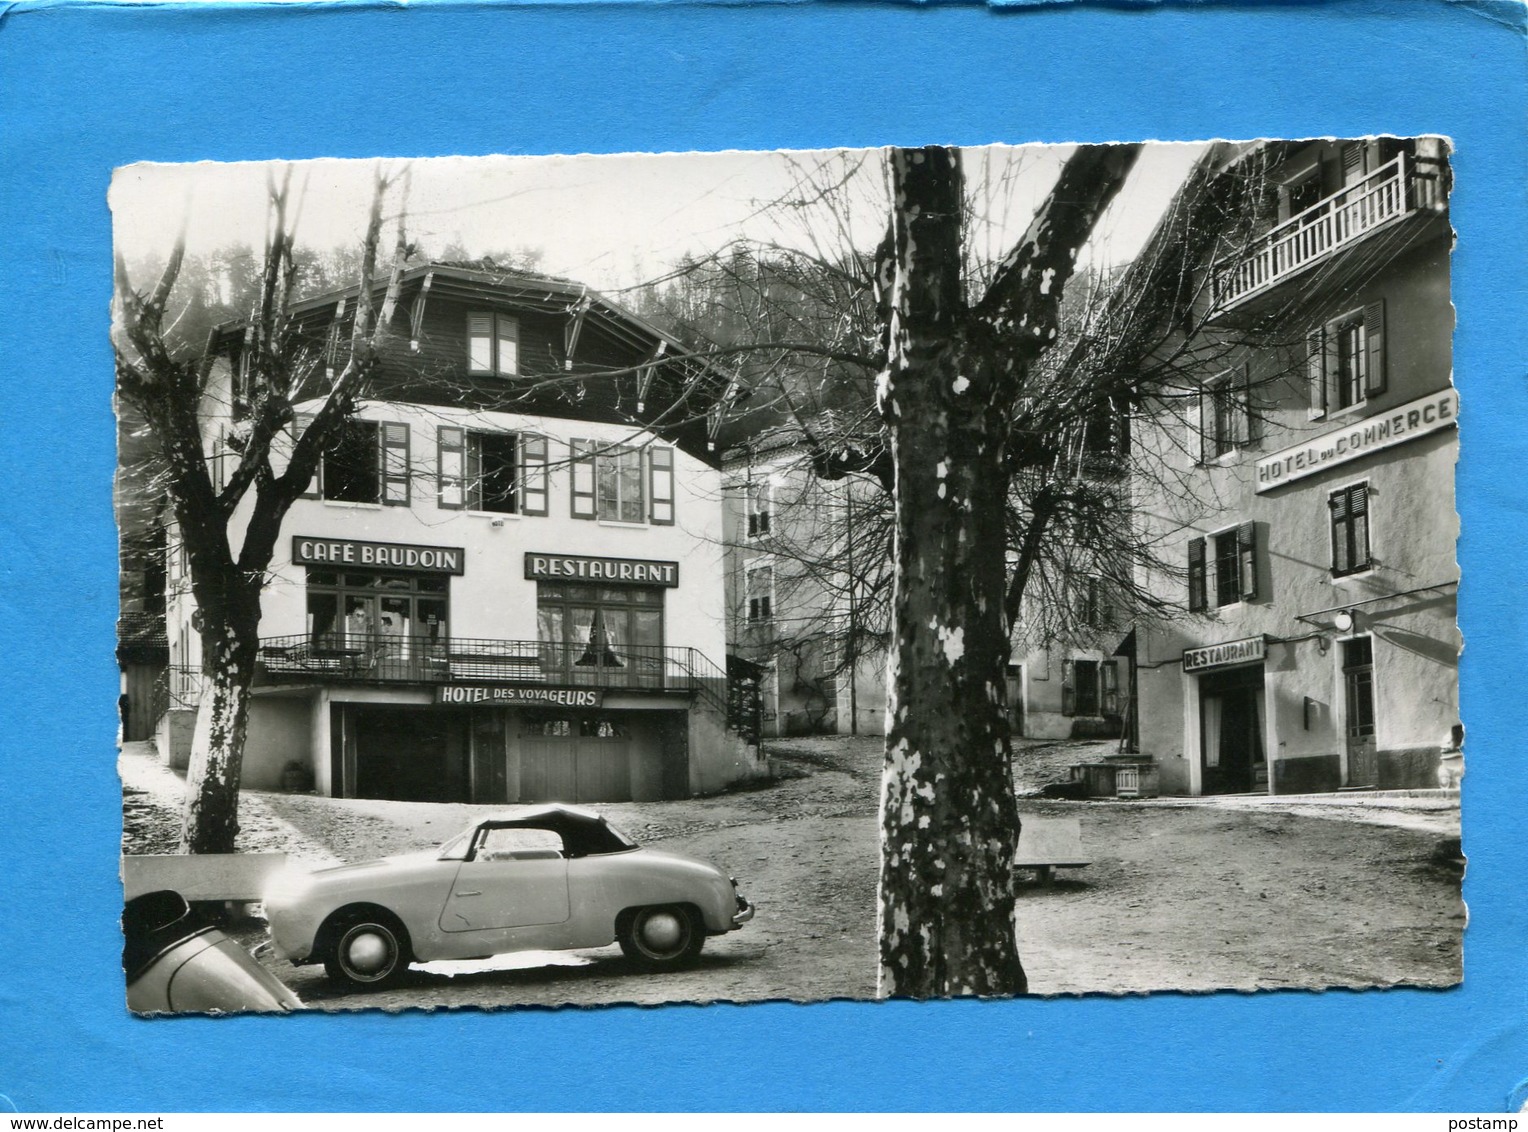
[{"x1": 119, "y1": 735, "x2": 1463, "y2": 1010}]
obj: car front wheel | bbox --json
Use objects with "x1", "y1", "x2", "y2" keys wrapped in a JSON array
[
  {"x1": 619, "y1": 905, "x2": 705, "y2": 968},
  {"x1": 324, "y1": 914, "x2": 410, "y2": 990}
]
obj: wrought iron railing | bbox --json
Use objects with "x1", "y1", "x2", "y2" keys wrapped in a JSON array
[
  {"x1": 257, "y1": 633, "x2": 730, "y2": 707},
  {"x1": 1214, "y1": 154, "x2": 1445, "y2": 309}
]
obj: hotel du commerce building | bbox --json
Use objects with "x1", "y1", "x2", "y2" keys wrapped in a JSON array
[
  {"x1": 158, "y1": 263, "x2": 762, "y2": 805},
  {"x1": 1131, "y1": 137, "x2": 1460, "y2": 797}
]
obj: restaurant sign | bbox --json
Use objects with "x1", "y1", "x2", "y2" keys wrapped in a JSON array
[
  {"x1": 1255, "y1": 389, "x2": 1457, "y2": 493},
  {"x1": 1183, "y1": 635, "x2": 1266, "y2": 673},
  {"x1": 293, "y1": 536, "x2": 465, "y2": 575},
  {"x1": 436, "y1": 685, "x2": 605, "y2": 707},
  {"x1": 525, "y1": 553, "x2": 680, "y2": 587}
]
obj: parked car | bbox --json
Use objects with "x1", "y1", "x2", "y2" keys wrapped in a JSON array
[
  {"x1": 124, "y1": 889, "x2": 303, "y2": 1014},
  {"x1": 263, "y1": 803, "x2": 755, "y2": 989}
]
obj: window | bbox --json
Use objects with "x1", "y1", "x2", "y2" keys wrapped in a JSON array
[
  {"x1": 1282, "y1": 166, "x2": 1325, "y2": 222},
  {"x1": 1307, "y1": 301, "x2": 1386, "y2": 419},
  {"x1": 1077, "y1": 577, "x2": 1112, "y2": 629},
  {"x1": 746, "y1": 564, "x2": 774, "y2": 623},
  {"x1": 306, "y1": 570, "x2": 448, "y2": 652},
  {"x1": 467, "y1": 312, "x2": 519, "y2": 377},
  {"x1": 436, "y1": 428, "x2": 546, "y2": 515},
  {"x1": 1329, "y1": 483, "x2": 1371, "y2": 576},
  {"x1": 321, "y1": 420, "x2": 410, "y2": 506},
  {"x1": 570, "y1": 441, "x2": 674, "y2": 524},
  {"x1": 746, "y1": 482, "x2": 773, "y2": 538},
  {"x1": 1194, "y1": 368, "x2": 1254, "y2": 461},
  {"x1": 1189, "y1": 522, "x2": 1258, "y2": 610},
  {"x1": 535, "y1": 583, "x2": 664, "y2": 687}
]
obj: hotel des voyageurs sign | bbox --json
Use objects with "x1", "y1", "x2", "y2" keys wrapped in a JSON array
[{"x1": 1255, "y1": 388, "x2": 1456, "y2": 492}]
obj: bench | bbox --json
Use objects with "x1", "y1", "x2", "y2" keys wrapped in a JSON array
[
  {"x1": 121, "y1": 853, "x2": 289, "y2": 903},
  {"x1": 1015, "y1": 815, "x2": 1090, "y2": 885}
]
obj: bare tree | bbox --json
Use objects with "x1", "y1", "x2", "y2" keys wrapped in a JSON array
[{"x1": 114, "y1": 168, "x2": 410, "y2": 853}]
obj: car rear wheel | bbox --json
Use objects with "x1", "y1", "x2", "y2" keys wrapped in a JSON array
[
  {"x1": 618, "y1": 905, "x2": 704, "y2": 968},
  {"x1": 323, "y1": 913, "x2": 410, "y2": 990}
]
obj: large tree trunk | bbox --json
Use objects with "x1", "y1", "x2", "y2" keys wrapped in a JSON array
[
  {"x1": 178, "y1": 579, "x2": 262, "y2": 854},
  {"x1": 876, "y1": 147, "x2": 1026, "y2": 997}
]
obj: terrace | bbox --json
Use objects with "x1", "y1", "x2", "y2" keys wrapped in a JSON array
[{"x1": 1214, "y1": 153, "x2": 1447, "y2": 311}]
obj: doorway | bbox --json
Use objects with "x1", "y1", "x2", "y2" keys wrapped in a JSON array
[
  {"x1": 349, "y1": 706, "x2": 468, "y2": 802},
  {"x1": 1343, "y1": 637, "x2": 1378, "y2": 786},
  {"x1": 1199, "y1": 664, "x2": 1267, "y2": 795}
]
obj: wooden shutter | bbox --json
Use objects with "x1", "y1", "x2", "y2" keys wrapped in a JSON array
[
  {"x1": 1341, "y1": 141, "x2": 1366, "y2": 186},
  {"x1": 1237, "y1": 520, "x2": 1258, "y2": 601},
  {"x1": 381, "y1": 422, "x2": 410, "y2": 506},
  {"x1": 1307, "y1": 326, "x2": 1327, "y2": 419},
  {"x1": 1330, "y1": 489, "x2": 1350, "y2": 575},
  {"x1": 437, "y1": 427, "x2": 465, "y2": 509},
  {"x1": 1364, "y1": 299, "x2": 1386, "y2": 396},
  {"x1": 570, "y1": 439, "x2": 596, "y2": 519},
  {"x1": 1240, "y1": 363, "x2": 1256, "y2": 445},
  {"x1": 1351, "y1": 483, "x2": 1370, "y2": 570},
  {"x1": 496, "y1": 314, "x2": 519, "y2": 376},
  {"x1": 295, "y1": 412, "x2": 320, "y2": 498},
  {"x1": 519, "y1": 434, "x2": 548, "y2": 516},
  {"x1": 649, "y1": 445, "x2": 675, "y2": 525},
  {"x1": 1187, "y1": 537, "x2": 1207, "y2": 612},
  {"x1": 467, "y1": 313, "x2": 493, "y2": 373},
  {"x1": 1187, "y1": 385, "x2": 1205, "y2": 463}
]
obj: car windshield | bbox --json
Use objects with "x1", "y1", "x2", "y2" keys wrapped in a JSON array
[{"x1": 437, "y1": 828, "x2": 474, "y2": 860}]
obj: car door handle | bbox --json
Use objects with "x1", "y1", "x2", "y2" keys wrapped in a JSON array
[{"x1": 455, "y1": 890, "x2": 483, "y2": 897}]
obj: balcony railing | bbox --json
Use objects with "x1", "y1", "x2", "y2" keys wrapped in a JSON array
[
  {"x1": 257, "y1": 633, "x2": 728, "y2": 703},
  {"x1": 1214, "y1": 154, "x2": 1445, "y2": 309}
]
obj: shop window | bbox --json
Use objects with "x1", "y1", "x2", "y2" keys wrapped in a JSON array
[
  {"x1": 747, "y1": 482, "x2": 774, "y2": 538},
  {"x1": 746, "y1": 564, "x2": 774, "y2": 623},
  {"x1": 570, "y1": 441, "x2": 674, "y2": 524},
  {"x1": 436, "y1": 428, "x2": 545, "y2": 514},
  {"x1": 1329, "y1": 483, "x2": 1371, "y2": 576},
  {"x1": 535, "y1": 582, "x2": 664, "y2": 686},
  {"x1": 1307, "y1": 301, "x2": 1386, "y2": 419},
  {"x1": 320, "y1": 419, "x2": 410, "y2": 506},
  {"x1": 467, "y1": 312, "x2": 519, "y2": 377},
  {"x1": 1189, "y1": 522, "x2": 1258, "y2": 610},
  {"x1": 305, "y1": 570, "x2": 448, "y2": 653}
]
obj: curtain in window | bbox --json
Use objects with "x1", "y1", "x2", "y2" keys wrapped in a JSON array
[{"x1": 1202, "y1": 695, "x2": 1223, "y2": 768}]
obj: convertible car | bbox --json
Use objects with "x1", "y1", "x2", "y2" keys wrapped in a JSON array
[{"x1": 263, "y1": 804, "x2": 754, "y2": 989}]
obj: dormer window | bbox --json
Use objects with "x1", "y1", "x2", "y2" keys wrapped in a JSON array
[{"x1": 468, "y1": 312, "x2": 519, "y2": 377}]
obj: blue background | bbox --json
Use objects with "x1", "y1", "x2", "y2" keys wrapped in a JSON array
[{"x1": 0, "y1": 0, "x2": 1524, "y2": 1112}]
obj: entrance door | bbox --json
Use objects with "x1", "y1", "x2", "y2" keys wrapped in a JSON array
[
  {"x1": 1200, "y1": 665, "x2": 1267, "y2": 795},
  {"x1": 1343, "y1": 637, "x2": 1378, "y2": 786},
  {"x1": 519, "y1": 714, "x2": 633, "y2": 803}
]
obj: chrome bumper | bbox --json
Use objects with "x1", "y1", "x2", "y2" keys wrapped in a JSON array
[{"x1": 732, "y1": 899, "x2": 755, "y2": 927}]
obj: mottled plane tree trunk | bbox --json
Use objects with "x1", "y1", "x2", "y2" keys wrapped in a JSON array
[
  {"x1": 876, "y1": 145, "x2": 1138, "y2": 997},
  {"x1": 115, "y1": 170, "x2": 409, "y2": 853}
]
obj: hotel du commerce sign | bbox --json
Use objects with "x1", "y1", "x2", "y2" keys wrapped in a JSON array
[{"x1": 1255, "y1": 388, "x2": 1457, "y2": 493}]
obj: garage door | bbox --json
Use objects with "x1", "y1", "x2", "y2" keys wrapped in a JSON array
[{"x1": 520, "y1": 715, "x2": 633, "y2": 803}]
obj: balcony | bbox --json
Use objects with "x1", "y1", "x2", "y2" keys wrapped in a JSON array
[
  {"x1": 1214, "y1": 154, "x2": 1446, "y2": 311},
  {"x1": 256, "y1": 633, "x2": 726, "y2": 699}
]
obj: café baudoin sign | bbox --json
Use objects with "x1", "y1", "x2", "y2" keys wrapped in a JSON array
[
  {"x1": 293, "y1": 536, "x2": 465, "y2": 575},
  {"x1": 1255, "y1": 388, "x2": 1456, "y2": 493}
]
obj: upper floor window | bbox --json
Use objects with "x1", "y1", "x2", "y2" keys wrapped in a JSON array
[
  {"x1": 1308, "y1": 301, "x2": 1386, "y2": 419},
  {"x1": 320, "y1": 419, "x2": 410, "y2": 506},
  {"x1": 1329, "y1": 483, "x2": 1372, "y2": 577},
  {"x1": 570, "y1": 441, "x2": 675, "y2": 526},
  {"x1": 747, "y1": 482, "x2": 774, "y2": 538},
  {"x1": 1193, "y1": 368, "x2": 1254, "y2": 462},
  {"x1": 1188, "y1": 522, "x2": 1258, "y2": 612},
  {"x1": 746, "y1": 564, "x2": 774, "y2": 623},
  {"x1": 468, "y1": 312, "x2": 519, "y2": 377},
  {"x1": 436, "y1": 428, "x2": 548, "y2": 515}
]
